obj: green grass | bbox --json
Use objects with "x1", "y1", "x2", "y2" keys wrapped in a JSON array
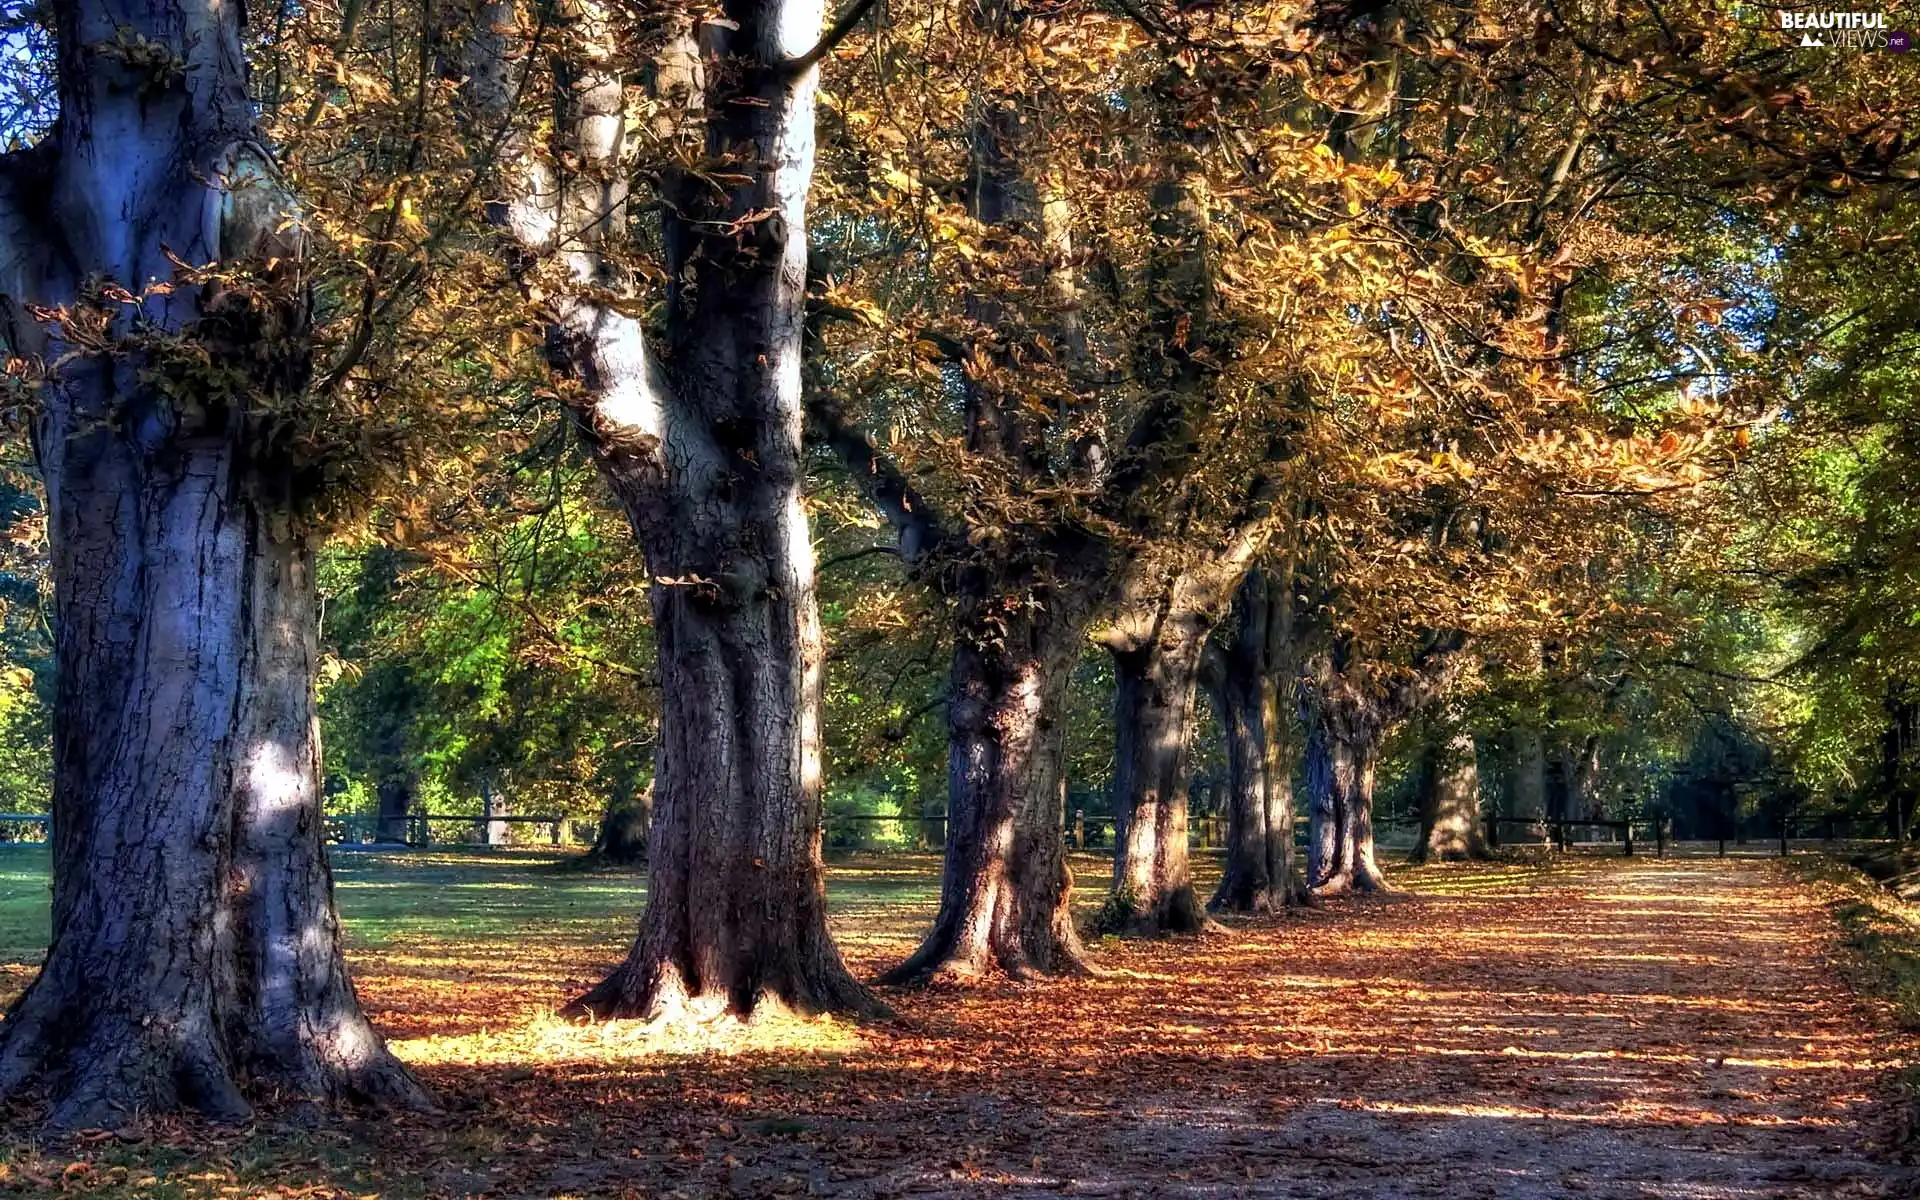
[
  {"x1": 0, "y1": 844, "x2": 972, "y2": 973},
  {"x1": 0, "y1": 845, "x2": 48, "y2": 968}
]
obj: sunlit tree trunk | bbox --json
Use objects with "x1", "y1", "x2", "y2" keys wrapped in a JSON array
[
  {"x1": 0, "y1": 0, "x2": 424, "y2": 1125},
  {"x1": 878, "y1": 35, "x2": 1099, "y2": 982},
  {"x1": 464, "y1": 0, "x2": 878, "y2": 1020},
  {"x1": 883, "y1": 594, "x2": 1090, "y2": 983},
  {"x1": 1411, "y1": 722, "x2": 1488, "y2": 863}
]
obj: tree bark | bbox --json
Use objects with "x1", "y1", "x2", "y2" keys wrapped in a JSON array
[
  {"x1": 1208, "y1": 568, "x2": 1300, "y2": 914},
  {"x1": 1302, "y1": 715, "x2": 1391, "y2": 897},
  {"x1": 468, "y1": 0, "x2": 879, "y2": 1021},
  {"x1": 1301, "y1": 638, "x2": 1464, "y2": 898},
  {"x1": 0, "y1": 0, "x2": 425, "y2": 1125},
  {"x1": 480, "y1": 778, "x2": 508, "y2": 847},
  {"x1": 1411, "y1": 723, "x2": 1488, "y2": 863},
  {"x1": 881, "y1": 593, "x2": 1090, "y2": 984},
  {"x1": 1103, "y1": 622, "x2": 1214, "y2": 935}
]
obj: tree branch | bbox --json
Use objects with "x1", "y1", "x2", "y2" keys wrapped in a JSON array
[
  {"x1": 806, "y1": 397, "x2": 949, "y2": 563},
  {"x1": 786, "y1": 0, "x2": 883, "y2": 75}
]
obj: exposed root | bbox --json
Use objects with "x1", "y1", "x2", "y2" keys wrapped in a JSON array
[
  {"x1": 566, "y1": 953, "x2": 889, "y2": 1024},
  {"x1": 1095, "y1": 884, "x2": 1224, "y2": 937}
]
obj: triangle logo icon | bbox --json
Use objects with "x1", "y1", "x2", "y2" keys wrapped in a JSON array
[{"x1": 1800, "y1": 31, "x2": 1825, "y2": 46}]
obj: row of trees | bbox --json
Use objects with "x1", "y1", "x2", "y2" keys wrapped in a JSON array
[{"x1": 0, "y1": 0, "x2": 1910, "y2": 1128}]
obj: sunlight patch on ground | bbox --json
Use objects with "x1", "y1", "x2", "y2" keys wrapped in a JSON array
[{"x1": 390, "y1": 1005, "x2": 868, "y2": 1069}]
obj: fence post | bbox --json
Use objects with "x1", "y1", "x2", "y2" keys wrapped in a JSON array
[
  {"x1": 1486, "y1": 814, "x2": 1500, "y2": 849},
  {"x1": 550, "y1": 818, "x2": 561, "y2": 847},
  {"x1": 1780, "y1": 816, "x2": 1789, "y2": 858},
  {"x1": 1624, "y1": 822, "x2": 1634, "y2": 857},
  {"x1": 1074, "y1": 809, "x2": 1085, "y2": 851},
  {"x1": 1656, "y1": 818, "x2": 1667, "y2": 859},
  {"x1": 1718, "y1": 835, "x2": 1727, "y2": 858}
]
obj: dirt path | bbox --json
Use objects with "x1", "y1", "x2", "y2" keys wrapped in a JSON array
[{"x1": 365, "y1": 856, "x2": 1909, "y2": 1198}]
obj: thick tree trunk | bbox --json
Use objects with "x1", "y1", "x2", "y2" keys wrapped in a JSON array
[
  {"x1": 1299, "y1": 641, "x2": 1464, "y2": 899},
  {"x1": 1411, "y1": 725, "x2": 1488, "y2": 863},
  {"x1": 535, "y1": 0, "x2": 879, "y2": 1021},
  {"x1": 0, "y1": 452, "x2": 424, "y2": 1125},
  {"x1": 0, "y1": 0, "x2": 424, "y2": 1125},
  {"x1": 1104, "y1": 625, "x2": 1214, "y2": 935},
  {"x1": 1209, "y1": 569, "x2": 1299, "y2": 914},
  {"x1": 1507, "y1": 723, "x2": 1547, "y2": 837},
  {"x1": 220, "y1": 536, "x2": 429, "y2": 1112},
  {"x1": 480, "y1": 778, "x2": 508, "y2": 847},
  {"x1": 1883, "y1": 687, "x2": 1914, "y2": 842},
  {"x1": 1303, "y1": 720, "x2": 1392, "y2": 897},
  {"x1": 882, "y1": 600, "x2": 1089, "y2": 984}
]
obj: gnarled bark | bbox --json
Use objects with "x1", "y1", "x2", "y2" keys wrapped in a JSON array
[
  {"x1": 1104, "y1": 622, "x2": 1215, "y2": 935},
  {"x1": 0, "y1": 0, "x2": 424, "y2": 1126},
  {"x1": 1303, "y1": 636, "x2": 1465, "y2": 898},
  {"x1": 882, "y1": 590, "x2": 1091, "y2": 985},
  {"x1": 464, "y1": 0, "x2": 879, "y2": 1021}
]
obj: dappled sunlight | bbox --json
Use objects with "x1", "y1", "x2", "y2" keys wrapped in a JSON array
[{"x1": 390, "y1": 1006, "x2": 867, "y2": 1069}]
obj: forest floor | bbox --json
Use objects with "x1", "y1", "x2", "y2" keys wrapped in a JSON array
[{"x1": 0, "y1": 848, "x2": 1912, "y2": 1198}]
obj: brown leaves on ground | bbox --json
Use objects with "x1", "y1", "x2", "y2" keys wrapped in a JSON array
[{"x1": 2, "y1": 855, "x2": 1914, "y2": 1198}]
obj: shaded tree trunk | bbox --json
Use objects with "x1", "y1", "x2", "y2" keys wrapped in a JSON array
[
  {"x1": 1506, "y1": 724, "x2": 1547, "y2": 835},
  {"x1": 589, "y1": 777, "x2": 652, "y2": 866},
  {"x1": 1303, "y1": 637, "x2": 1464, "y2": 898},
  {"x1": 1104, "y1": 621, "x2": 1213, "y2": 935},
  {"x1": 1411, "y1": 723, "x2": 1488, "y2": 863},
  {"x1": 1209, "y1": 568, "x2": 1300, "y2": 914},
  {"x1": 374, "y1": 775, "x2": 414, "y2": 845},
  {"x1": 0, "y1": 0, "x2": 424, "y2": 1126},
  {"x1": 1884, "y1": 684, "x2": 1915, "y2": 842},
  {"x1": 882, "y1": 595, "x2": 1090, "y2": 984},
  {"x1": 1302, "y1": 715, "x2": 1390, "y2": 896}
]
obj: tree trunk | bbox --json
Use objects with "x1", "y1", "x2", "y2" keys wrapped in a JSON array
[
  {"x1": 480, "y1": 778, "x2": 508, "y2": 847},
  {"x1": 0, "y1": 0, "x2": 424, "y2": 1125},
  {"x1": 1209, "y1": 569, "x2": 1299, "y2": 914},
  {"x1": 220, "y1": 536, "x2": 430, "y2": 1112},
  {"x1": 1506, "y1": 724, "x2": 1547, "y2": 838},
  {"x1": 1411, "y1": 725, "x2": 1488, "y2": 863},
  {"x1": 881, "y1": 599, "x2": 1089, "y2": 984},
  {"x1": 0, "y1": 457, "x2": 424, "y2": 1125},
  {"x1": 1884, "y1": 686, "x2": 1914, "y2": 842},
  {"x1": 1300, "y1": 642, "x2": 1461, "y2": 899},
  {"x1": 526, "y1": 0, "x2": 879, "y2": 1022},
  {"x1": 589, "y1": 777, "x2": 652, "y2": 866},
  {"x1": 1303, "y1": 718, "x2": 1391, "y2": 897},
  {"x1": 1103, "y1": 625, "x2": 1214, "y2": 935},
  {"x1": 374, "y1": 775, "x2": 413, "y2": 844}
]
